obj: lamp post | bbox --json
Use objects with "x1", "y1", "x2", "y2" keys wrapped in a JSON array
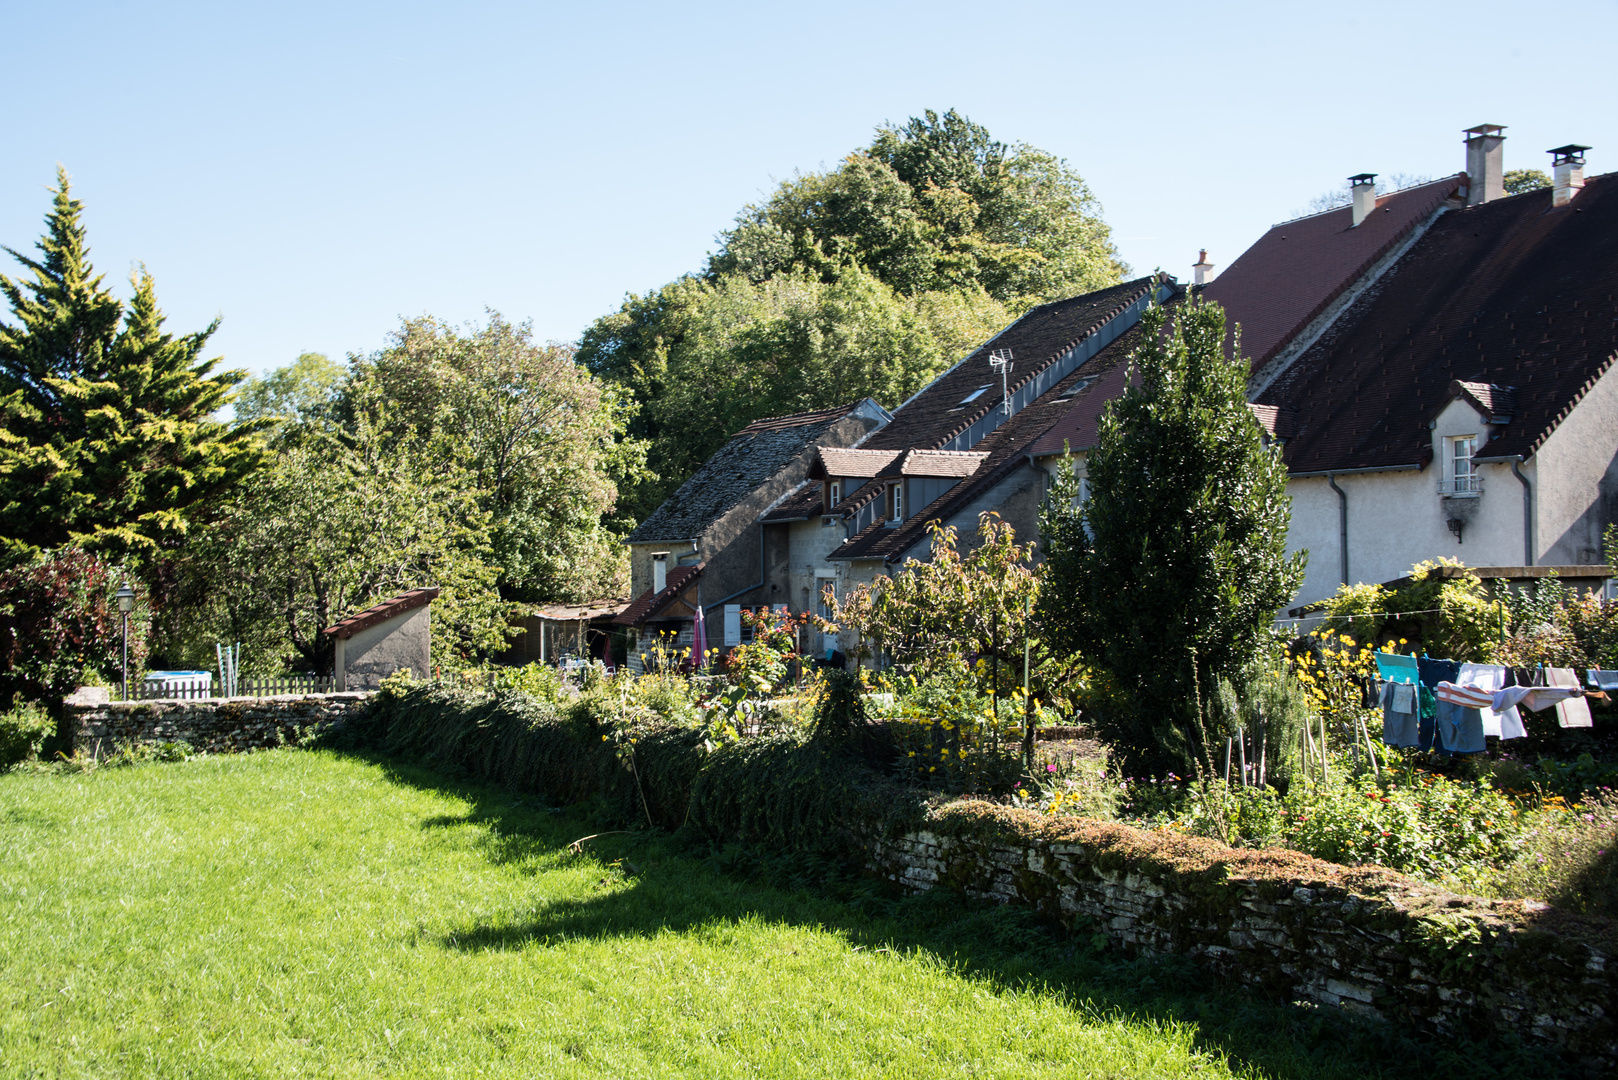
[{"x1": 116, "y1": 583, "x2": 135, "y2": 701}]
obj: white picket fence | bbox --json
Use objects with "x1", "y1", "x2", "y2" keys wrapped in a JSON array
[{"x1": 125, "y1": 673, "x2": 336, "y2": 701}]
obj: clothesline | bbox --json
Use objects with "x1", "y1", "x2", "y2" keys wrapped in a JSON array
[{"x1": 1274, "y1": 606, "x2": 1457, "y2": 626}]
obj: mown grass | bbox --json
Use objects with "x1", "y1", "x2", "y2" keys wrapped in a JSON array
[{"x1": 0, "y1": 750, "x2": 1560, "y2": 1078}]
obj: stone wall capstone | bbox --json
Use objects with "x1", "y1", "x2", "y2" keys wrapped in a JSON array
[
  {"x1": 69, "y1": 693, "x2": 373, "y2": 757},
  {"x1": 866, "y1": 801, "x2": 1616, "y2": 1072}
]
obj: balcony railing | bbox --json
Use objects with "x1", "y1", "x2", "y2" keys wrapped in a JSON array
[{"x1": 1438, "y1": 476, "x2": 1484, "y2": 496}]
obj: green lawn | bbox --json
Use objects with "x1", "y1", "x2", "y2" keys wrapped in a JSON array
[{"x1": 0, "y1": 751, "x2": 1549, "y2": 1079}]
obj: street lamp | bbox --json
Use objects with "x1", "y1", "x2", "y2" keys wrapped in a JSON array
[{"x1": 116, "y1": 583, "x2": 135, "y2": 701}]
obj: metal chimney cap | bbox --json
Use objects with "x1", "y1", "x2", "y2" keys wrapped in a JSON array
[
  {"x1": 1463, "y1": 124, "x2": 1507, "y2": 138},
  {"x1": 1548, "y1": 144, "x2": 1591, "y2": 165},
  {"x1": 1348, "y1": 173, "x2": 1377, "y2": 186}
]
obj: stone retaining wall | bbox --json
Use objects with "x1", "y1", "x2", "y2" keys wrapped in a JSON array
[
  {"x1": 69, "y1": 693, "x2": 373, "y2": 757},
  {"x1": 868, "y1": 801, "x2": 1616, "y2": 1071}
]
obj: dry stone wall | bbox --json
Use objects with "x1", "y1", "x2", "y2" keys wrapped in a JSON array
[
  {"x1": 69, "y1": 694, "x2": 372, "y2": 757},
  {"x1": 868, "y1": 801, "x2": 1616, "y2": 1070}
]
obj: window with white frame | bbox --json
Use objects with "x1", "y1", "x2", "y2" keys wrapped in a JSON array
[
  {"x1": 828, "y1": 480, "x2": 841, "y2": 508},
  {"x1": 888, "y1": 482, "x2": 903, "y2": 523},
  {"x1": 1447, "y1": 435, "x2": 1479, "y2": 495}
]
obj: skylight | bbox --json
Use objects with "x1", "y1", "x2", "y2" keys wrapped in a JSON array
[{"x1": 957, "y1": 385, "x2": 992, "y2": 406}]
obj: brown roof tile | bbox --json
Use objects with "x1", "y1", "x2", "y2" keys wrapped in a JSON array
[
  {"x1": 1203, "y1": 176, "x2": 1464, "y2": 375},
  {"x1": 862, "y1": 278, "x2": 1158, "y2": 452},
  {"x1": 612, "y1": 563, "x2": 705, "y2": 627},
  {"x1": 1258, "y1": 174, "x2": 1618, "y2": 474},
  {"x1": 322, "y1": 587, "x2": 440, "y2": 639},
  {"x1": 813, "y1": 447, "x2": 902, "y2": 478}
]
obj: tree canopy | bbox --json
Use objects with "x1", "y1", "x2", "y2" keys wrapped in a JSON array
[
  {"x1": 581, "y1": 110, "x2": 1124, "y2": 521},
  {"x1": 0, "y1": 169, "x2": 264, "y2": 565},
  {"x1": 1039, "y1": 298, "x2": 1305, "y2": 773}
]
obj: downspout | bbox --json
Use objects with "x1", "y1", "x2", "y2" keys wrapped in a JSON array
[
  {"x1": 1510, "y1": 458, "x2": 1534, "y2": 566},
  {"x1": 1327, "y1": 474, "x2": 1348, "y2": 586}
]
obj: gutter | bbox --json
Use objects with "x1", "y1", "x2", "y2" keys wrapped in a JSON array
[{"x1": 1327, "y1": 474, "x2": 1349, "y2": 586}]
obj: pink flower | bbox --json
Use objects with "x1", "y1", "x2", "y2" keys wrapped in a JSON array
[{"x1": 1047, "y1": 764, "x2": 1057, "y2": 773}]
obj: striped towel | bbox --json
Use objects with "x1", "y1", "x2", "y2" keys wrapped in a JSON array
[{"x1": 1436, "y1": 681, "x2": 1494, "y2": 709}]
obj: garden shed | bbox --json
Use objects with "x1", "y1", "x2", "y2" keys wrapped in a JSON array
[
  {"x1": 323, "y1": 587, "x2": 438, "y2": 690},
  {"x1": 501, "y1": 598, "x2": 629, "y2": 668}
]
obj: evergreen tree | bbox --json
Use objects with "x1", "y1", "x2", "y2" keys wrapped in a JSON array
[
  {"x1": 1039, "y1": 297, "x2": 1306, "y2": 773},
  {"x1": 0, "y1": 169, "x2": 264, "y2": 563}
]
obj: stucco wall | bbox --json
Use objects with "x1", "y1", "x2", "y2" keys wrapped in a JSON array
[
  {"x1": 338, "y1": 605, "x2": 430, "y2": 690},
  {"x1": 1536, "y1": 365, "x2": 1618, "y2": 566}
]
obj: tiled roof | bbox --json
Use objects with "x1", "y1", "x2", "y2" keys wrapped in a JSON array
[
  {"x1": 1025, "y1": 334, "x2": 1141, "y2": 457},
  {"x1": 1257, "y1": 175, "x2": 1618, "y2": 474},
  {"x1": 628, "y1": 402, "x2": 864, "y2": 543},
  {"x1": 757, "y1": 483, "x2": 824, "y2": 523},
  {"x1": 883, "y1": 449, "x2": 988, "y2": 477},
  {"x1": 861, "y1": 278, "x2": 1158, "y2": 452},
  {"x1": 812, "y1": 446, "x2": 988, "y2": 480},
  {"x1": 1202, "y1": 176, "x2": 1463, "y2": 376},
  {"x1": 829, "y1": 351, "x2": 1131, "y2": 563},
  {"x1": 1451, "y1": 380, "x2": 1518, "y2": 421},
  {"x1": 322, "y1": 587, "x2": 440, "y2": 639},
  {"x1": 612, "y1": 563, "x2": 704, "y2": 627},
  {"x1": 813, "y1": 447, "x2": 902, "y2": 478},
  {"x1": 1249, "y1": 403, "x2": 1299, "y2": 440}
]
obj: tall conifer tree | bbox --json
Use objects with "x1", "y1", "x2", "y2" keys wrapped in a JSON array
[
  {"x1": 0, "y1": 169, "x2": 264, "y2": 563},
  {"x1": 1040, "y1": 296, "x2": 1306, "y2": 772}
]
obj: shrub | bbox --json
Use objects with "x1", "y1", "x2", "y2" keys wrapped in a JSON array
[
  {"x1": 0, "y1": 699, "x2": 53, "y2": 766},
  {"x1": 1483, "y1": 789, "x2": 1618, "y2": 916},
  {"x1": 885, "y1": 668, "x2": 1028, "y2": 794},
  {"x1": 1317, "y1": 559, "x2": 1498, "y2": 661}
]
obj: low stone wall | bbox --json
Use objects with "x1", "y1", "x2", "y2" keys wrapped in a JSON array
[
  {"x1": 869, "y1": 801, "x2": 1617, "y2": 1070},
  {"x1": 69, "y1": 693, "x2": 373, "y2": 757}
]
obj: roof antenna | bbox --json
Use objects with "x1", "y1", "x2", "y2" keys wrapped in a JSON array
[{"x1": 989, "y1": 349, "x2": 1015, "y2": 415}]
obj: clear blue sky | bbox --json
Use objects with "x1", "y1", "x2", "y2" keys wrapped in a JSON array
[{"x1": 5, "y1": 1, "x2": 1615, "y2": 379}]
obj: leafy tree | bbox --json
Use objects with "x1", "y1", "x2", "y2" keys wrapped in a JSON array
[
  {"x1": 581, "y1": 109, "x2": 1124, "y2": 521},
  {"x1": 349, "y1": 312, "x2": 640, "y2": 601},
  {"x1": 1039, "y1": 298, "x2": 1306, "y2": 774},
  {"x1": 0, "y1": 547, "x2": 149, "y2": 745},
  {"x1": 0, "y1": 169, "x2": 264, "y2": 564},
  {"x1": 1504, "y1": 169, "x2": 1552, "y2": 195},
  {"x1": 165, "y1": 407, "x2": 505, "y2": 676},
  {"x1": 234, "y1": 351, "x2": 343, "y2": 423}
]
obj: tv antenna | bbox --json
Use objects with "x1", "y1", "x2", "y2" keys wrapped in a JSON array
[{"x1": 989, "y1": 348, "x2": 1014, "y2": 415}]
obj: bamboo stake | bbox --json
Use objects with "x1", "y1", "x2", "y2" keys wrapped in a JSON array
[{"x1": 1318, "y1": 710, "x2": 1331, "y2": 784}]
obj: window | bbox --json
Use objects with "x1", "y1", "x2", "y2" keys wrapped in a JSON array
[
  {"x1": 1059, "y1": 376, "x2": 1097, "y2": 399},
  {"x1": 828, "y1": 481, "x2": 840, "y2": 508},
  {"x1": 951, "y1": 384, "x2": 993, "y2": 410},
  {"x1": 816, "y1": 578, "x2": 837, "y2": 656},
  {"x1": 889, "y1": 482, "x2": 903, "y2": 523},
  {"x1": 1446, "y1": 435, "x2": 1480, "y2": 495}
]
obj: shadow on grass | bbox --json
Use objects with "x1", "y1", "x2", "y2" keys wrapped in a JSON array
[{"x1": 353, "y1": 751, "x2": 1566, "y2": 1080}]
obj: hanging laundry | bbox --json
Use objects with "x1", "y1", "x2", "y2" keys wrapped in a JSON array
[
  {"x1": 1416, "y1": 657, "x2": 1460, "y2": 753},
  {"x1": 1375, "y1": 652, "x2": 1419, "y2": 684},
  {"x1": 1588, "y1": 670, "x2": 1618, "y2": 692},
  {"x1": 1380, "y1": 681, "x2": 1419, "y2": 747},
  {"x1": 1491, "y1": 684, "x2": 1589, "y2": 714},
  {"x1": 1434, "y1": 682, "x2": 1490, "y2": 753},
  {"x1": 1457, "y1": 662, "x2": 1522, "y2": 739},
  {"x1": 1546, "y1": 668, "x2": 1594, "y2": 728}
]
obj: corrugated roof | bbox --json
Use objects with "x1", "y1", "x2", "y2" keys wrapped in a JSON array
[
  {"x1": 1203, "y1": 176, "x2": 1463, "y2": 376},
  {"x1": 1258, "y1": 174, "x2": 1618, "y2": 474}
]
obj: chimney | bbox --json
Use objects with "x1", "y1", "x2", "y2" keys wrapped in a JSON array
[
  {"x1": 1349, "y1": 173, "x2": 1377, "y2": 226},
  {"x1": 1549, "y1": 144, "x2": 1590, "y2": 207},
  {"x1": 651, "y1": 552, "x2": 668, "y2": 593},
  {"x1": 1192, "y1": 249, "x2": 1214, "y2": 285},
  {"x1": 1463, "y1": 124, "x2": 1506, "y2": 205}
]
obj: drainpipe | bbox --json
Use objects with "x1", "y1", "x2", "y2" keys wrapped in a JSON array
[
  {"x1": 1327, "y1": 473, "x2": 1348, "y2": 586},
  {"x1": 1510, "y1": 458, "x2": 1534, "y2": 566}
]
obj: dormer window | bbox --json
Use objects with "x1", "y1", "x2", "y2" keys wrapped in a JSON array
[
  {"x1": 1443, "y1": 435, "x2": 1481, "y2": 496},
  {"x1": 887, "y1": 482, "x2": 903, "y2": 525},
  {"x1": 828, "y1": 480, "x2": 841, "y2": 508}
]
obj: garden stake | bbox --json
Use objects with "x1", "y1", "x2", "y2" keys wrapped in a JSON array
[
  {"x1": 1223, "y1": 737, "x2": 1232, "y2": 786},
  {"x1": 1237, "y1": 728, "x2": 1248, "y2": 788},
  {"x1": 1318, "y1": 710, "x2": 1330, "y2": 784},
  {"x1": 1021, "y1": 591, "x2": 1034, "y2": 771}
]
